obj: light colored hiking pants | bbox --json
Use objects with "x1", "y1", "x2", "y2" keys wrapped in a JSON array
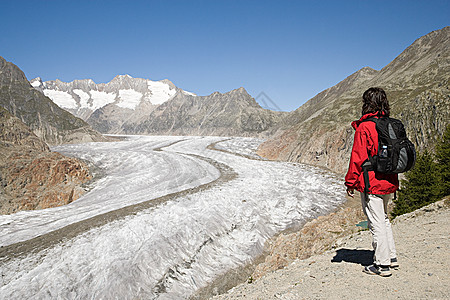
[{"x1": 360, "y1": 192, "x2": 397, "y2": 266}]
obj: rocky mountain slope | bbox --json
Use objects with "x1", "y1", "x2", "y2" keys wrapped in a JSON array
[
  {"x1": 0, "y1": 56, "x2": 105, "y2": 145},
  {"x1": 128, "y1": 87, "x2": 285, "y2": 136},
  {"x1": 258, "y1": 27, "x2": 450, "y2": 174},
  {"x1": 0, "y1": 106, "x2": 91, "y2": 214},
  {"x1": 34, "y1": 76, "x2": 286, "y2": 136}
]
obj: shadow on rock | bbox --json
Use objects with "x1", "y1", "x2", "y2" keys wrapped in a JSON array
[{"x1": 331, "y1": 249, "x2": 374, "y2": 266}]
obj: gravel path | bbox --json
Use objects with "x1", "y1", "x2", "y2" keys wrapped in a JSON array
[{"x1": 212, "y1": 199, "x2": 450, "y2": 300}]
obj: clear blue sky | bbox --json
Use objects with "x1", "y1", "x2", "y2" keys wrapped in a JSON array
[{"x1": 1, "y1": 0, "x2": 448, "y2": 111}]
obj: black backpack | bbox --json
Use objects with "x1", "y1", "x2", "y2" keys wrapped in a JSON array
[{"x1": 361, "y1": 116, "x2": 416, "y2": 193}]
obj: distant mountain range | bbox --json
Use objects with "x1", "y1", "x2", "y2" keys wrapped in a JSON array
[
  {"x1": 258, "y1": 26, "x2": 450, "y2": 174},
  {"x1": 30, "y1": 75, "x2": 193, "y2": 123},
  {"x1": 33, "y1": 76, "x2": 286, "y2": 136}
]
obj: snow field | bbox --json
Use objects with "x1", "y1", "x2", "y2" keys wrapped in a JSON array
[
  {"x1": 89, "y1": 90, "x2": 116, "y2": 110},
  {"x1": 40, "y1": 79, "x2": 177, "y2": 113},
  {"x1": 146, "y1": 81, "x2": 177, "y2": 105},
  {"x1": 117, "y1": 89, "x2": 143, "y2": 109},
  {"x1": 43, "y1": 90, "x2": 77, "y2": 109},
  {"x1": 31, "y1": 80, "x2": 41, "y2": 88}
]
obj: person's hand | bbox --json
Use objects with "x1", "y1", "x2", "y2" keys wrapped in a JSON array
[{"x1": 346, "y1": 188, "x2": 355, "y2": 198}]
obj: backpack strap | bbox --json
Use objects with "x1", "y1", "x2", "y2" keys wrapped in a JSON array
[
  {"x1": 361, "y1": 160, "x2": 372, "y2": 195},
  {"x1": 359, "y1": 115, "x2": 383, "y2": 195}
]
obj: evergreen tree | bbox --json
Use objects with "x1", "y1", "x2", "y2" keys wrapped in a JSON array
[
  {"x1": 435, "y1": 124, "x2": 450, "y2": 196},
  {"x1": 392, "y1": 150, "x2": 442, "y2": 217}
]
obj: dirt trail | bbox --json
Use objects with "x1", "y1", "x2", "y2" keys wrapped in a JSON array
[{"x1": 211, "y1": 198, "x2": 450, "y2": 300}]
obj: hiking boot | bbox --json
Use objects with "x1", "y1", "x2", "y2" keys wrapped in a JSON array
[
  {"x1": 390, "y1": 258, "x2": 399, "y2": 270},
  {"x1": 363, "y1": 265, "x2": 392, "y2": 277}
]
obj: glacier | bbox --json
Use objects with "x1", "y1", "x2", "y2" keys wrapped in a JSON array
[{"x1": 0, "y1": 136, "x2": 346, "y2": 299}]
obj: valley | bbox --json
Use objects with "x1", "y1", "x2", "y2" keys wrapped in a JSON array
[{"x1": 0, "y1": 136, "x2": 345, "y2": 299}]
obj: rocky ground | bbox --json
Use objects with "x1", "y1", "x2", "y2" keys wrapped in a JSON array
[{"x1": 211, "y1": 198, "x2": 450, "y2": 300}]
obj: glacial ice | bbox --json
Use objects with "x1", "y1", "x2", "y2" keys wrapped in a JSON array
[
  {"x1": 214, "y1": 137, "x2": 267, "y2": 159},
  {"x1": 0, "y1": 136, "x2": 346, "y2": 299}
]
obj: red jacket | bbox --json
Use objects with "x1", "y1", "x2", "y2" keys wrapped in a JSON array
[{"x1": 344, "y1": 112, "x2": 399, "y2": 194}]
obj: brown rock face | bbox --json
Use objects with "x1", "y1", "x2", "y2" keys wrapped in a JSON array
[
  {"x1": 0, "y1": 106, "x2": 91, "y2": 214},
  {"x1": 1, "y1": 151, "x2": 91, "y2": 213}
]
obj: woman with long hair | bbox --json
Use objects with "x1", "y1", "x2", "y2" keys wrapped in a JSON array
[{"x1": 345, "y1": 87, "x2": 399, "y2": 277}]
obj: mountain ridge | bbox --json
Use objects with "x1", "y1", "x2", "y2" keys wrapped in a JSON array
[
  {"x1": 36, "y1": 75, "x2": 285, "y2": 136},
  {"x1": 31, "y1": 75, "x2": 185, "y2": 120},
  {"x1": 127, "y1": 86, "x2": 284, "y2": 136},
  {"x1": 257, "y1": 26, "x2": 450, "y2": 174}
]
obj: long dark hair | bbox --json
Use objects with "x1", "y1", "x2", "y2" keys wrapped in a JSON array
[{"x1": 362, "y1": 87, "x2": 390, "y2": 117}]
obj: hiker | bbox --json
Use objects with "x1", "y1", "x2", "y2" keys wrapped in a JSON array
[{"x1": 344, "y1": 87, "x2": 400, "y2": 277}]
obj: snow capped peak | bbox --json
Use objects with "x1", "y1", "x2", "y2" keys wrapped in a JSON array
[
  {"x1": 30, "y1": 77, "x2": 43, "y2": 88},
  {"x1": 158, "y1": 79, "x2": 176, "y2": 89},
  {"x1": 182, "y1": 90, "x2": 196, "y2": 96},
  {"x1": 146, "y1": 80, "x2": 177, "y2": 105},
  {"x1": 116, "y1": 74, "x2": 133, "y2": 79},
  {"x1": 111, "y1": 74, "x2": 134, "y2": 82},
  {"x1": 30, "y1": 74, "x2": 196, "y2": 119}
]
